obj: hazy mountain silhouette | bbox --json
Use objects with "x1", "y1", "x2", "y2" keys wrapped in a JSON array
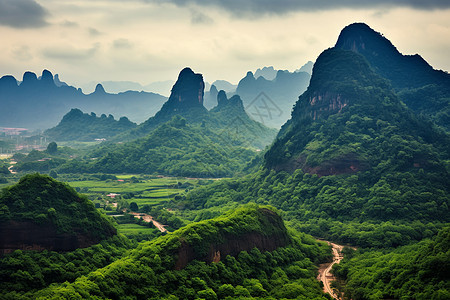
[
  {"x1": 116, "y1": 67, "x2": 276, "y2": 148},
  {"x1": 0, "y1": 70, "x2": 167, "y2": 130},
  {"x1": 235, "y1": 69, "x2": 311, "y2": 128}
]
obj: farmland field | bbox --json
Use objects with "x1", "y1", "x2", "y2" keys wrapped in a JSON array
[{"x1": 67, "y1": 175, "x2": 201, "y2": 208}]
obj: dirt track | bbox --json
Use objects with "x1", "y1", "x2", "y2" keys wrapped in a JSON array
[
  {"x1": 130, "y1": 212, "x2": 168, "y2": 233},
  {"x1": 317, "y1": 242, "x2": 345, "y2": 299}
]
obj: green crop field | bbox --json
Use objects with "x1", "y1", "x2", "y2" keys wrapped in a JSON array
[{"x1": 67, "y1": 175, "x2": 198, "y2": 208}]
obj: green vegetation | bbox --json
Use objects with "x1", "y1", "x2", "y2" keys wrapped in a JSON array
[
  {"x1": 333, "y1": 226, "x2": 450, "y2": 299},
  {"x1": 44, "y1": 108, "x2": 137, "y2": 141},
  {"x1": 0, "y1": 235, "x2": 134, "y2": 298},
  {"x1": 0, "y1": 173, "x2": 116, "y2": 240},
  {"x1": 29, "y1": 206, "x2": 331, "y2": 299},
  {"x1": 336, "y1": 23, "x2": 450, "y2": 132},
  {"x1": 14, "y1": 116, "x2": 266, "y2": 177}
]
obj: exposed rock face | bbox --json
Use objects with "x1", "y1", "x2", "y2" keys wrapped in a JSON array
[
  {"x1": 0, "y1": 221, "x2": 108, "y2": 255},
  {"x1": 275, "y1": 153, "x2": 367, "y2": 176},
  {"x1": 307, "y1": 92, "x2": 348, "y2": 120},
  {"x1": 164, "y1": 67, "x2": 204, "y2": 111},
  {"x1": 174, "y1": 208, "x2": 289, "y2": 270}
]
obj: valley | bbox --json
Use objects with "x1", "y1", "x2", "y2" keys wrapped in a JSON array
[{"x1": 0, "y1": 21, "x2": 449, "y2": 300}]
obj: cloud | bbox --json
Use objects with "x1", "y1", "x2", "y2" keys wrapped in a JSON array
[
  {"x1": 113, "y1": 38, "x2": 133, "y2": 49},
  {"x1": 42, "y1": 44, "x2": 99, "y2": 60},
  {"x1": 146, "y1": 0, "x2": 450, "y2": 16},
  {"x1": 61, "y1": 20, "x2": 78, "y2": 28},
  {"x1": 88, "y1": 27, "x2": 102, "y2": 36},
  {"x1": 0, "y1": 0, "x2": 48, "y2": 28},
  {"x1": 190, "y1": 10, "x2": 214, "y2": 24},
  {"x1": 12, "y1": 45, "x2": 33, "y2": 61}
]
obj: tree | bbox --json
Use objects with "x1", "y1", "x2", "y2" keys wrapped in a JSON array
[
  {"x1": 49, "y1": 170, "x2": 58, "y2": 178},
  {"x1": 129, "y1": 202, "x2": 138, "y2": 212},
  {"x1": 46, "y1": 142, "x2": 58, "y2": 155}
]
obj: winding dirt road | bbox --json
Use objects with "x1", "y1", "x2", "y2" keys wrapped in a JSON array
[
  {"x1": 130, "y1": 212, "x2": 168, "y2": 233},
  {"x1": 317, "y1": 242, "x2": 345, "y2": 299}
]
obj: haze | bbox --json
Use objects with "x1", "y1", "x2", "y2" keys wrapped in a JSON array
[{"x1": 1, "y1": 0, "x2": 449, "y2": 92}]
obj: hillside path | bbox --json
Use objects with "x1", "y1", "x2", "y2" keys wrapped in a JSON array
[
  {"x1": 317, "y1": 242, "x2": 345, "y2": 299},
  {"x1": 130, "y1": 212, "x2": 168, "y2": 233}
]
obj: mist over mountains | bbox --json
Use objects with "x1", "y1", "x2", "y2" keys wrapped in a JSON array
[{"x1": 0, "y1": 70, "x2": 167, "y2": 130}]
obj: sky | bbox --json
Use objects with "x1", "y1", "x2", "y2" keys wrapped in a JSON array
[{"x1": 1, "y1": 0, "x2": 450, "y2": 93}]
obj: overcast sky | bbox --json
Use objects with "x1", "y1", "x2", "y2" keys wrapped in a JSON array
[{"x1": 1, "y1": 0, "x2": 449, "y2": 92}]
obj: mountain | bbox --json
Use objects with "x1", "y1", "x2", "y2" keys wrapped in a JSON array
[
  {"x1": 264, "y1": 47, "x2": 449, "y2": 218},
  {"x1": 204, "y1": 84, "x2": 219, "y2": 109},
  {"x1": 31, "y1": 206, "x2": 330, "y2": 299},
  {"x1": 235, "y1": 69, "x2": 311, "y2": 128},
  {"x1": 211, "y1": 79, "x2": 236, "y2": 93},
  {"x1": 180, "y1": 26, "x2": 449, "y2": 249},
  {"x1": 296, "y1": 61, "x2": 314, "y2": 75},
  {"x1": 118, "y1": 68, "x2": 277, "y2": 149},
  {"x1": 255, "y1": 66, "x2": 277, "y2": 80},
  {"x1": 0, "y1": 70, "x2": 167, "y2": 129},
  {"x1": 335, "y1": 22, "x2": 450, "y2": 131},
  {"x1": 0, "y1": 174, "x2": 116, "y2": 254},
  {"x1": 44, "y1": 108, "x2": 137, "y2": 141}
]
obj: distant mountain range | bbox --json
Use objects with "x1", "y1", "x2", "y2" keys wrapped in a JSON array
[
  {"x1": 0, "y1": 70, "x2": 167, "y2": 130},
  {"x1": 235, "y1": 69, "x2": 311, "y2": 128},
  {"x1": 114, "y1": 67, "x2": 277, "y2": 148},
  {"x1": 80, "y1": 80, "x2": 175, "y2": 96}
]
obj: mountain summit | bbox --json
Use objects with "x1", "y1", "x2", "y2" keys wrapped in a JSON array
[
  {"x1": 165, "y1": 67, "x2": 205, "y2": 109},
  {"x1": 335, "y1": 23, "x2": 450, "y2": 131}
]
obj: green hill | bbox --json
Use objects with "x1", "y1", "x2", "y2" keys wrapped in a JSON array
[
  {"x1": 44, "y1": 108, "x2": 137, "y2": 142},
  {"x1": 76, "y1": 115, "x2": 260, "y2": 177},
  {"x1": 30, "y1": 205, "x2": 331, "y2": 299},
  {"x1": 0, "y1": 174, "x2": 116, "y2": 253}
]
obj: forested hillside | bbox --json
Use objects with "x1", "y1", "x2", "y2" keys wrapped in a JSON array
[
  {"x1": 26, "y1": 206, "x2": 331, "y2": 300},
  {"x1": 333, "y1": 226, "x2": 450, "y2": 299},
  {"x1": 0, "y1": 174, "x2": 117, "y2": 253},
  {"x1": 44, "y1": 108, "x2": 136, "y2": 141}
]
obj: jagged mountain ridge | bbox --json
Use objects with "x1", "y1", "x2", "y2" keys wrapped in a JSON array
[
  {"x1": 265, "y1": 48, "x2": 448, "y2": 176},
  {"x1": 335, "y1": 22, "x2": 450, "y2": 131},
  {"x1": 235, "y1": 69, "x2": 311, "y2": 128},
  {"x1": 117, "y1": 67, "x2": 277, "y2": 148},
  {"x1": 0, "y1": 70, "x2": 167, "y2": 129}
]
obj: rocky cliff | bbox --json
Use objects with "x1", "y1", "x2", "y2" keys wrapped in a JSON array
[
  {"x1": 0, "y1": 220, "x2": 109, "y2": 255},
  {"x1": 162, "y1": 67, "x2": 205, "y2": 111},
  {"x1": 173, "y1": 207, "x2": 289, "y2": 270}
]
